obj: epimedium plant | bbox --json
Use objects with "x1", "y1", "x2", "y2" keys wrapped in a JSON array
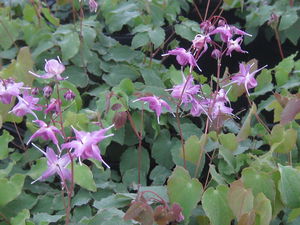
[{"x1": 0, "y1": 1, "x2": 299, "y2": 225}]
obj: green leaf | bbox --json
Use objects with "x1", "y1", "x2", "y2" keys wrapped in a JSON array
[
  {"x1": 181, "y1": 135, "x2": 205, "y2": 165},
  {"x1": 209, "y1": 164, "x2": 226, "y2": 185},
  {"x1": 132, "y1": 32, "x2": 150, "y2": 49},
  {"x1": 269, "y1": 124, "x2": 297, "y2": 154},
  {"x1": 93, "y1": 193, "x2": 135, "y2": 209},
  {"x1": 120, "y1": 147, "x2": 150, "y2": 176},
  {"x1": 104, "y1": 46, "x2": 138, "y2": 62},
  {"x1": 150, "y1": 165, "x2": 172, "y2": 185},
  {"x1": 167, "y1": 166, "x2": 203, "y2": 224},
  {"x1": 241, "y1": 167, "x2": 275, "y2": 206},
  {"x1": 0, "y1": 192, "x2": 38, "y2": 219},
  {"x1": 59, "y1": 31, "x2": 80, "y2": 60},
  {"x1": 288, "y1": 208, "x2": 300, "y2": 223},
  {"x1": 202, "y1": 185, "x2": 234, "y2": 225},
  {"x1": 0, "y1": 174, "x2": 25, "y2": 207},
  {"x1": 123, "y1": 168, "x2": 147, "y2": 186},
  {"x1": 148, "y1": 27, "x2": 165, "y2": 49},
  {"x1": 10, "y1": 209, "x2": 30, "y2": 225},
  {"x1": 72, "y1": 189, "x2": 91, "y2": 207},
  {"x1": 63, "y1": 111, "x2": 89, "y2": 131},
  {"x1": 279, "y1": 9, "x2": 298, "y2": 31},
  {"x1": 219, "y1": 133, "x2": 238, "y2": 151},
  {"x1": 74, "y1": 163, "x2": 97, "y2": 192},
  {"x1": 0, "y1": 130, "x2": 14, "y2": 160},
  {"x1": 33, "y1": 213, "x2": 64, "y2": 225},
  {"x1": 106, "y1": 2, "x2": 140, "y2": 32},
  {"x1": 219, "y1": 146, "x2": 236, "y2": 174},
  {"x1": 119, "y1": 78, "x2": 135, "y2": 95},
  {"x1": 0, "y1": 161, "x2": 15, "y2": 179},
  {"x1": 1, "y1": 47, "x2": 34, "y2": 86},
  {"x1": 28, "y1": 158, "x2": 47, "y2": 180},
  {"x1": 237, "y1": 104, "x2": 257, "y2": 142},
  {"x1": 253, "y1": 69, "x2": 273, "y2": 96},
  {"x1": 151, "y1": 129, "x2": 174, "y2": 169},
  {"x1": 228, "y1": 180, "x2": 254, "y2": 220},
  {"x1": 41, "y1": 7, "x2": 60, "y2": 26},
  {"x1": 140, "y1": 68, "x2": 164, "y2": 88},
  {"x1": 254, "y1": 193, "x2": 272, "y2": 225},
  {"x1": 103, "y1": 64, "x2": 139, "y2": 87},
  {"x1": 0, "y1": 18, "x2": 19, "y2": 49},
  {"x1": 64, "y1": 66, "x2": 89, "y2": 88},
  {"x1": 278, "y1": 165, "x2": 300, "y2": 208},
  {"x1": 274, "y1": 53, "x2": 296, "y2": 86}
]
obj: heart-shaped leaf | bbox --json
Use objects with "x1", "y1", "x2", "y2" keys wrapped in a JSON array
[{"x1": 167, "y1": 166, "x2": 203, "y2": 224}]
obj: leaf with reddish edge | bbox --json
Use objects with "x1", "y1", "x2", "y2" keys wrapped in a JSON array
[
  {"x1": 280, "y1": 97, "x2": 300, "y2": 125},
  {"x1": 113, "y1": 111, "x2": 127, "y2": 129},
  {"x1": 124, "y1": 196, "x2": 154, "y2": 225},
  {"x1": 228, "y1": 179, "x2": 254, "y2": 221},
  {"x1": 167, "y1": 166, "x2": 203, "y2": 224}
]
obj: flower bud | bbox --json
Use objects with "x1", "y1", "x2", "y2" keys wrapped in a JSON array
[
  {"x1": 43, "y1": 86, "x2": 53, "y2": 98},
  {"x1": 89, "y1": 0, "x2": 98, "y2": 12},
  {"x1": 218, "y1": 19, "x2": 226, "y2": 27},
  {"x1": 268, "y1": 13, "x2": 279, "y2": 30},
  {"x1": 200, "y1": 20, "x2": 215, "y2": 33},
  {"x1": 211, "y1": 49, "x2": 221, "y2": 59},
  {"x1": 63, "y1": 89, "x2": 75, "y2": 101},
  {"x1": 31, "y1": 87, "x2": 39, "y2": 96}
]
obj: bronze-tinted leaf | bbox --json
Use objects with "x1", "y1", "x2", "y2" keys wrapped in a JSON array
[
  {"x1": 280, "y1": 97, "x2": 300, "y2": 125},
  {"x1": 124, "y1": 200, "x2": 154, "y2": 225},
  {"x1": 113, "y1": 111, "x2": 127, "y2": 129}
]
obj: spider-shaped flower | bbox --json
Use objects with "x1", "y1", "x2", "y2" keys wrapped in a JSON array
[
  {"x1": 27, "y1": 120, "x2": 62, "y2": 146},
  {"x1": 133, "y1": 96, "x2": 171, "y2": 124},
  {"x1": 0, "y1": 79, "x2": 24, "y2": 104},
  {"x1": 229, "y1": 63, "x2": 267, "y2": 96},
  {"x1": 30, "y1": 57, "x2": 66, "y2": 80},
  {"x1": 166, "y1": 75, "x2": 200, "y2": 106},
  {"x1": 9, "y1": 91, "x2": 42, "y2": 119},
  {"x1": 162, "y1": 48, "x2": 201, "y2": 72},
  {"x1": 61, "y1": 125, "x2": 114, "y2": 168},
  {"x1": 31, "y1": 144, "x2": 71, "y2": 184}
]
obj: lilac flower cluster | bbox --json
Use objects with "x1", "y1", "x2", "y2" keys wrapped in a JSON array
[
  {"x1": 134, "y1": 18, "x2": 266, "y2": 124},
  {"x1": 2, "y1": 58, "x2": 113, "y2": 184}
]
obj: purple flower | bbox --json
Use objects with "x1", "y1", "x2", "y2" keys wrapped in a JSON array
[
  {"x1": 44, "y1": 98, "x2": 61, "y2": 114},
  {"x1": 192, "y1": 34, "x2": 211, "y2": 56},
  {"x1": 43, "y1": 86, "x2": 53, "y2": 98},
  {"x1": 29, "y1": 57, "x2": 66, "y2": 80},
  {"x1": 210, "y1": 24, "x2": 251, "y2": 42},
  {"x1": 9, "y1": 91, "x2": 42, "y2": 119},
  {"x1": 27, "y1": 120, "x2": 62, "y2": 145},
  {"x1": 200, "y1": 20, "x2": 215, "y2": 33},
  {"x1": 89, "y1": 0, "x2": 98, "y2": 12},
  {"x1": 210, "y1": 100, "x2": 233, "y2": 120},
  {"x1": 226, "y1": 37, "x2": 248, "y2": 57},
  {"x1": 133, "y1": 96, "x2": 171, "y2": 124},
  {"x1": 229, "y1": 63, "x2": 267, "y2": 96},
  {"x1": 211, "y1": 49, "x2": 222, "y2": 59},
  {"x1": 64, "y1": 90, "x2": 76, "y2": 101},
  {"x1": 190, "y1": 98, "x2": 210, "y2": 117},
  {"x1": 166, "y1": 75, "x2": 200, "y2": 106},
  {"x1": 31, "y1": 144, "x2": 71, "y2": 184},
  {"x1": 0, "y1": 79, "x2": 24, "y2": 104},
  {"x1": 162, "y1": 48, "x2": 201, "y2": 72},
  {"x1": 61, "y1": 125, "x2": 114, "y2": 168}
]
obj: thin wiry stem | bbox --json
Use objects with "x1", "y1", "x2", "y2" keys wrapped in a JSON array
[
  {"x1": 274, "y1": 27, "x2": 284, "y2": 59},
  {"x1": 204, "y1": 0, "x2": 211, "y2": 21}
]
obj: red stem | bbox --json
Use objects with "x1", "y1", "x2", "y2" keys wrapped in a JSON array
[{"x1": 274, "y1": 28, "x2": 284, "y2": 60}]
